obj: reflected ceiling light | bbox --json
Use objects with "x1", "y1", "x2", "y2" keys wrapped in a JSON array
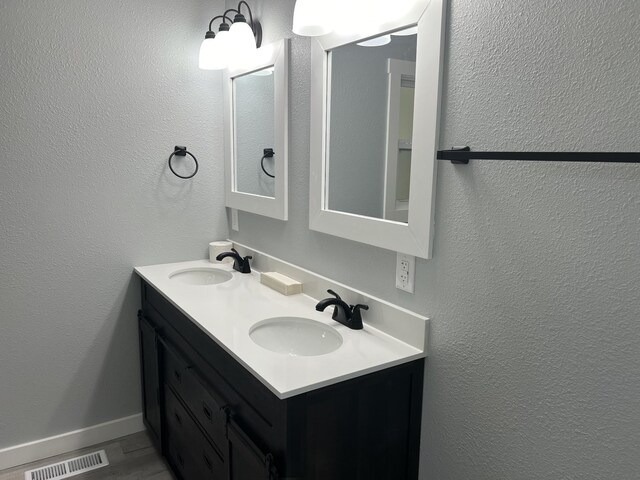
[
  {"x1": 199, "y1": 1, "x2": 262, "y2": 71},
  {"x1": 357, "y1": 35, "x2": 392, "y2": 47},
  {"x1": 392, "y1": 26, "x2": 418, "y2": 36}
]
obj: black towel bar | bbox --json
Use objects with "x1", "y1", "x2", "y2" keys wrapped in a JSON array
[{"x1": 437, "y1": 147, "x2": 640, "y2": 165}]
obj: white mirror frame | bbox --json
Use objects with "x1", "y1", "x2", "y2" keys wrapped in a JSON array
[
  {"x1": 309, "y1": 0, "x2": 446, "y2": 258},
  {"x1": 224, "y1": 39, "x2": 289, "y2": 220}
]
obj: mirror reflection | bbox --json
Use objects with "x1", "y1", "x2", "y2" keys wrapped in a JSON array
[
  {"x1": 326, "y1": 29, "x2": 417, "y2": 222},
  {"x1": 234, "y1": 67, "x2": 275, "y2": 198}
]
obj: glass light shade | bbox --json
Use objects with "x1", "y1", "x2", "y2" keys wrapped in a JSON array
[
  {"x1": 199, "y1": 32, "x2": 230, "y2": 70},
  {"x1": 216, "y1": 29, "x2": 231, "y2": 56},
  {"x1": 385, "y1": 0, "x2": 416, "y2": 21},
  {"x1": 229, "y1": 21, "x2": 257, "y2": 58},
  {"x1": 333, "y1": 0, "x2": 388, "y2": 35},
  {"x1": 357, "y1": 35, "x2": 391, "y2": 47},
  {"x1": 199, "y1": 37, "x2": 222, "y2": 70},
  {"x1": 332, "y1": 0, "x2": 367, "y2": 35},
  {"x1": 292, "y1": 0, "x2": 333, "y2": 36}
]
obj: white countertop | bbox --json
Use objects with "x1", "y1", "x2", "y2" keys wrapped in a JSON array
[{"x1": 135, "y1": 259, "x2": 425, "y2": 399}]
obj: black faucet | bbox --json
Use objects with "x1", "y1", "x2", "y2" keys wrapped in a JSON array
[
  {"x1": 315, "y1": 289, "x2": 369, "y2": 330},
  {"x1": 216, "y1": 248, "x2": 252, "y2": 274}
]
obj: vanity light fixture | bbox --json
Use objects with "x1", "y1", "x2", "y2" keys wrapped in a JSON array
[{"x1": 199, "y1": 1, "x2": 262, "y2": 71}]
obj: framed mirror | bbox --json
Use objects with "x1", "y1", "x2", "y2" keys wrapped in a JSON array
[
  {"x1": 224, "y1": 39, "x2": 289, "y2": 220},
  {"x1": 309, "y1": 0, "x2": 446, "y2": 258}
]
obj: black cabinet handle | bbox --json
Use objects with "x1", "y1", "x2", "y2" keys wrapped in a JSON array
[
  {"x1": 174, "y1": 411, "x2": 182, "y2": 425},
  {"x1": 203, "y1": 453, "x2": 213, "y2": 471},
  {"x1": 177, "y1": 453, "x2": 185, "y2": 467},
  {"x1": 203, "y1": 403, "x2": 212, "y2": 420},
  {"x1": 174, "y1": 370, "x2": 182, "y2": 383}
]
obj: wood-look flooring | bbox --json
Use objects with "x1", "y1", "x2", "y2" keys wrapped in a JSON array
[{"x1": 0, "y1": 431, "x2": 173, "y2": 480}]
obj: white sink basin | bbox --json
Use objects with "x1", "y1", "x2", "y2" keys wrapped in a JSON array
[
  {"x1": 249, "y1": 317, "x2": 343, "y2": 357},
  {"x1": 169, "y1": 267, "x2": 232, "y2": 285}
]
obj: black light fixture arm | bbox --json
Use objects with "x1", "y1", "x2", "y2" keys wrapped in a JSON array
[
  {"x1": 236, "y1": 1, "x2": 255, "y2": 29},
  {"x1": 208, "y1": 14, "x2": 234, "y2": 32},
  {"x1": 202, "y1": 1, "x2": 262, "y2": 51},
  {"x1": 223, "y1": 2, "x2": 262, "y2": 48},
  {"x1": 222, "y1": 8, "x2": 239, "y2": 20}
]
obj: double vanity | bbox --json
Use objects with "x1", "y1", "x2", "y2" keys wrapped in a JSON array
[
  {"x1": 138, "y1": 0, "x2": 444, "y2": 476},
  {"x1": 135, "y1": 248, "x2": 428, "y2": 479}
]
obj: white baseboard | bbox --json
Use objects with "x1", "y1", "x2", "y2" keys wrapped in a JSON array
[{"x1": 0, "y1": 413, "x2": 145, "y2": 471}]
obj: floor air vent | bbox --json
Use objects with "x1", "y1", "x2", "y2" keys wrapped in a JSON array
[{"x1": 24, "y1": 450, "x2": 109, "y2": 480}]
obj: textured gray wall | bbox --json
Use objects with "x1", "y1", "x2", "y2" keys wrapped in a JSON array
[
  {"x1": 0, "y1": 0, "x2": 227, "y2": 449},
  {"x1": 328, "y1": 36, "x2": 416, "y2": 218},
  {"x1": 228, "y1": 0, "x2": 640, "y2": 478}
]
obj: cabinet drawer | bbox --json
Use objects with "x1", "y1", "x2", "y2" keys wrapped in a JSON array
[
  {"x1": 185, "y1": 367, "x2": 228, "y2": 452},
  {"x1": 165, "y1": 386, "x2": 228, "y2": 479},
  {"x1": 161, "y1": 337, "x2": 228, "y2": 454},
  {"x1": 166, "y1": 439, "x2": 192, "y2": 480},
  {"x1": 165, "y1": 383, "x2": 190, "y2": 440},
  {"x1": 161, "y1": 338, "x2": 190, "y2": 401},
  {"x1": 165, "y1": 389, "x2": 200, "y2": 480},
  {"x1": 196, "y1": 434, "x2": 228, "y2": 479},
  {"x1": 168, "y1": 436, "x2": 226, "y2": 480},
  {"x1": 228, "y1": 418, "x2": 277, "y2": 480}
]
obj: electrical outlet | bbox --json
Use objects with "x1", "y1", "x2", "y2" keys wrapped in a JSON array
[
  {"x1": 396, "y1": 253, "x2": 415, "y2": 293},
  {"x1": 231, "y1": 209, "x2": 239, "y2": 231}
]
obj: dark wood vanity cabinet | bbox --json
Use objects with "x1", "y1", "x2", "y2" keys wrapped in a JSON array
[
  {"x1": 138, "y1": 314, "x2": 162, "y2": 447},
  {"x1": 138, "y1": 279, "x2": 424, "y2": 480}
]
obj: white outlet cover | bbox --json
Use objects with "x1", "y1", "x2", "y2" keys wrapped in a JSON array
[
  {"x1": 396, "y1": 253, "x2": 415, "y2": 293},
  {"x1": 231, "y1": 208, "x2": 239, "y2": 231}
]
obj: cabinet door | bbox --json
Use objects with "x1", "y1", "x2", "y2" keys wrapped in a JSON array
[
  {"x1": 138, "y1": 312, "x2": 162, "y2": 446},
  {"x1": 228, "y1": 418, "x2": 277, "y2": 480}
]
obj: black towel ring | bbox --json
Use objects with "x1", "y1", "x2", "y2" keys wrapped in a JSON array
[
  {"x1": 169, "y1": 146, "x2": 199, "y2": 179},
  {"x1": 261, "y1": 148, "x2": 275, "y2": 178}
]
